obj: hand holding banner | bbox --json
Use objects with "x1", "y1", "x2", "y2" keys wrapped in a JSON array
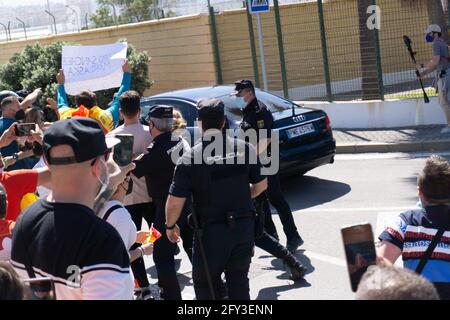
[{"x1": 61, "y1": 42, "x2": 128, "y2": 95}]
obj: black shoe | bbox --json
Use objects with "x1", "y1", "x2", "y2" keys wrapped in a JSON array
[
  {"x1": 283, "y1": 254, "x2": 306, "y2": 281},
  {"x1": 287, "y1": 236, "x2": 304, "y2": 253}
]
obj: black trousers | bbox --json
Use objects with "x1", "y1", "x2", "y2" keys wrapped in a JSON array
[
  {"x1": 153, "y1": 197, "x2": 193, "y2": 300},
  {"x1": 126, "y1": 202, "x2": 156, "y2": 288},
  {"x1": 192, "y1": 218, "x2": 254, "y2": 300},
  {"x1": 263, "y1": 173, "x2": 300, "y2": 240}
]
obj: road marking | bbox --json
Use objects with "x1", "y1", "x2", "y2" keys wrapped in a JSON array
[
  {"x1": 296, "y1": 206, "x2": 411, "y2": 213},
  {"x1": 336, "y1": 151, "x2": 450, "y2": 161},
  {"x1": 304, "y1": 250, "x2": 346, "y2": 267}
]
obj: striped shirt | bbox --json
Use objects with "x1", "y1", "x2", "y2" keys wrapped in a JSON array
[
  {"x1": 10, "y1": 199, "x2": 134, "y2": 300},
  {"x1": 379, "y1": 205, "x2": 450, "y2": 299}
]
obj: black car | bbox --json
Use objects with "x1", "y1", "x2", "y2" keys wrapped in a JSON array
[{"x1": 141, "y1": 86, "x2": 336, "y2": 176}]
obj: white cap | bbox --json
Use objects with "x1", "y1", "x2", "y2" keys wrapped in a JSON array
[{"x1": 425, "y1": 24, "x2": 441, "y2": 34}]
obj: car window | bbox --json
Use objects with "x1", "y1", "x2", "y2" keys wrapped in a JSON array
[{"x1": 140, "y1": 99, "x2": 198, "y2": 127}]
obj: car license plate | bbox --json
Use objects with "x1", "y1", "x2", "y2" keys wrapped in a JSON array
[{"x1": 286, "y1": 123, "x2": 315, "y2": 139}]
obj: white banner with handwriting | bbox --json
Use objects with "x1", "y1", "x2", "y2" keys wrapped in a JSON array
[{"x1": 62, "y1": 42, "x2": 128, "y2": 95}]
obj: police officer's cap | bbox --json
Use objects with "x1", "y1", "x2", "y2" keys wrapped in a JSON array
[
  {"x1": 146, "y1": 105, "x2": 173, "y2": 121},
  {"x1": 197, "y1": 98, "x2": 225, "y2": 120},
  {"x1": 233, "y1": 79, "x2": 255, "y2": 95}
]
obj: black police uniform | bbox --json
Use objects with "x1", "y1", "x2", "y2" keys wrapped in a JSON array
[
  {"x1": 237, "y1": 80, "x2": 302, "y2": 247},
  {"x1": 235, "y1": 80, "x2": 306, "y2": 280},
  {"x1": 170, "y1": 134, "x2": 262, "y2": 300},
  {"x1": 133, "y1": 106, "x2": 193, "y2": 300}
]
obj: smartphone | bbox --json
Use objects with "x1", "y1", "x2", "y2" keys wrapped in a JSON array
[
  {"x1": 113, "y1": 134, "x2": 134, "y2": 167},
  {"x1": 341, "y1": 223, "x2": 376, "y2": 292},
  {"x1": 23, "y1": 277, "x2": 56, "y2": 300},
  {"x1": 15, "y1": 123, "x2": 36, "y2": 137}
]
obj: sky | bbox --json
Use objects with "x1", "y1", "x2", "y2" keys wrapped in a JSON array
[{"x1": 1, "y1": 0, "x2": 67, "y2": 7}]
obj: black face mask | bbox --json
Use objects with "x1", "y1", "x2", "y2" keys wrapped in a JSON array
[{"x1": 15, "y1": 109, "x2": 25, "y2": 121}]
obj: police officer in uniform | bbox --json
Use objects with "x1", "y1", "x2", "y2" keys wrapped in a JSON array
[
  {"x1": 133, "y1": 106, "x2": 193, "y2": 300},
  {"x1": 165, "y1": 99, "x2": 267, "y2": 300},
  {"x1": 234, "y1": 79, "x2": 303, "y2": 253}
]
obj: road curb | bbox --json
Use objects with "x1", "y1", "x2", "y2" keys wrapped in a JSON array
[{"x1": 336, "y1": 140, "x2": 450, "y2": 154}]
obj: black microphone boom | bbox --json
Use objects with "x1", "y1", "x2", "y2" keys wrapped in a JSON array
[{"x1": 403, "y1": 35, "x2": 430, "y2": 103}]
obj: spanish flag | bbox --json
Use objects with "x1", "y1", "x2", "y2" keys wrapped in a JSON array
[{"x1": 145, "y1": 224, "x2": 162, "y2": 244}]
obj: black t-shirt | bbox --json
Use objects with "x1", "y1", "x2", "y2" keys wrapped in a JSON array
[
  {"x1": 133, "y1": 132, "x2": 190, "y2": 199},
  {"x1": 10, "y1": 199, "x2": 132, "y2": 299}
]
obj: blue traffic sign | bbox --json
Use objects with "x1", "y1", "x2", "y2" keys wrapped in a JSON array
[{"x1": 247, "y1": 0, "x2": 270, "y2": 14}]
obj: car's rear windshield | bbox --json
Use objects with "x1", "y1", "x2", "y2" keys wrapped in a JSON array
[{"x1": 220, "y1": 90, "x2": 293, "y2": 122}]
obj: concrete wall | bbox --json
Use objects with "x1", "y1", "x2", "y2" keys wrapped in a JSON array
[
  {"x1": 0, "y1": 0, "x2": 439, "y2": 98},
  {"x1": 0, "y1": 14, "x2": 216, "y2": 96},
  {"x1": 300, "y1": 97, "x2": 446, "y2": 129}
]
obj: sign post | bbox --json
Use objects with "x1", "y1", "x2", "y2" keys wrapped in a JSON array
[{"x1": 248, "y1": 0, "x2": 270, "y2": 91}]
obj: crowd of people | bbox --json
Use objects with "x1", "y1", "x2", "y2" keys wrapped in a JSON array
[{"x1": 0, "y1": 55, "x2": 448, "y2": 301}]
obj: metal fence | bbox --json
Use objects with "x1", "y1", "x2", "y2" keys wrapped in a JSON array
[{"x1": 203, "y1": 0, "x2": 449, "y2": 102}]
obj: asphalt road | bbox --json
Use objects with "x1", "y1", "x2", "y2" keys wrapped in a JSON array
[{"x1": 143, "y1": 151, "x2": 450, "y2": 300}]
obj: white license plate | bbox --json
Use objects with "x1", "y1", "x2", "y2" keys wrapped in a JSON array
[{"x1": 286, "y1": 123, "x2": 315, "y2": 139}]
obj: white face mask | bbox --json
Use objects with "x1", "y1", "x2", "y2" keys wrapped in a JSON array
[
  {"x1": 93, "y1": 156, "x2": 110, "y2": 214},
  {"x1": 235, "y1": 96, "x2": 247, "y2": 109}
]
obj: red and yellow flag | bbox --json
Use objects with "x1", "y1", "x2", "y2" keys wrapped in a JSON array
[{"x1": 144, "y1": 225, "x2": 162, "y2": 244}]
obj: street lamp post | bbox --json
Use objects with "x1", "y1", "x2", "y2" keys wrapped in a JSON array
[
  {"x1": 0, "y1": 23, "x2": 8, "y2": 41},
  {"x1": 110, "y1": 4, "x2": 118, "y2": 26},
  {"x1": 16, "y1": 17, "x2": 27, "y2": 40},
  {"x1": 65, "y1": 5, "x2": 80, "y2": 32},
  {"x1": 85, "y1": 13, "x2": 89, "y2": 30},
  {"x1": 7, "y1": 21, "x2": 11, "y2": 40},
  {"x1": 44, "y1": 10, "x2": 57, "y2": 35}
]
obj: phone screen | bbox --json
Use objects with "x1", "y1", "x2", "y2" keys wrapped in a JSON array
[
  {"x1": 15, "y1": 123, "x2": 36, "y2": 137},
  {"x1": 113, "y1": 134, "x2": 134, "y2": 167},
  {"x1": 341, "y1": 223, "x2": 376, "y2": 292},
  {"x1": 23, "y1": 278, "x2": 56, "y2": 300}
]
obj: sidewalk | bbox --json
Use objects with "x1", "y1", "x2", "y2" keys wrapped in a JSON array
[{"x1": 334, "y1": 125, "x2": 450, "y2": 154}]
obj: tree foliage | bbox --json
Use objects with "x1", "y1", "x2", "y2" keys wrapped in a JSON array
[
  {"x1": 0, "y1": 40, "x2": 153, "y2": 109},
  {"x1": 90, "y1": 0, "x2": 175, "y2": 28}
]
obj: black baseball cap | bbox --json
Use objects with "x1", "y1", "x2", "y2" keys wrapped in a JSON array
[
  {"x1": 145, "y1": 105, "x2": 173, "y2": 122},
  {"x1": 43, "y1": 117, "x2": 120, "y2": 165},
  {"x1": 233, "y1": 79, "x2": 255, "y2": 95},
  {"x1": 197, "y1": 98, "x2": 225, "y2": 120}
]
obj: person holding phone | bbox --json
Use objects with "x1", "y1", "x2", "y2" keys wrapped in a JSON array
[
  {"x1": 10, "y1": 118, "x2": 135, "y2": 300},
  {"x1": 378, "y1": 155, "x2": 450, "y2": 300},
  {"x1": 0, "y1": 89, "x2": 42, "y2": 170},
  {"x1": 107, "y1": 90, "x2": 155, "y2": 300}
]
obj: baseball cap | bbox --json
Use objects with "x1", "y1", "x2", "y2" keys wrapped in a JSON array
[
  {"x1": 145, "y1": 105, "x2": 173, "y2": 122},
  {"x1": 425, "y1": 24, "x2": 441, "y2": 34},
  {"x1": 197, "y1": 98, "x2": 225, "y2": 120},
  {"x1": 232, "y1": 79, "x2": 255, "y2": 95},
  {"x1": 43, "y1": 117, "x2": 120, "y2": 165}
]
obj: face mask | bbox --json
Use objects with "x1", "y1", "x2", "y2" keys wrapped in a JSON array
[
  {"x1": 15, "y1": 109, "x2": 25, "y2": 121},
  {"x1": 93, "y1": 157, "x2": 111, "y2": 214},
  {"x1": 235, "y1": 97, "x2": 247, "y2": 109},
  {"x1": 426, "y1": 34, "x2": 434, "y2": 43}
]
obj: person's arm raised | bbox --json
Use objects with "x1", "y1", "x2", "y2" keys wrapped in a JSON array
[
  {"x1": 56, "y1": 69, "x2": 69, "y2": 109},
  {"x1": 108, "y1": 60, "x2": 132, "y2": 127}
]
